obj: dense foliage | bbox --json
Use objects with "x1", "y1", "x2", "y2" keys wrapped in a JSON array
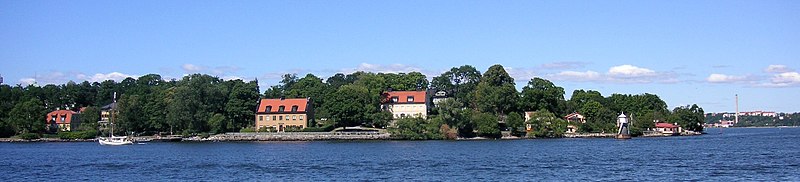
[{"x1": 0, "y1": 64, "x2": 706, "y2": 139}]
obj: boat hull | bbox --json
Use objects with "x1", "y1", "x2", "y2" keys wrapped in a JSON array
[{"x1": 98, "y1": 138, "x2": 133, "y2": 145}]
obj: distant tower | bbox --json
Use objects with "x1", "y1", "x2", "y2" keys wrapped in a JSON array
[
  {"x1": 735, "y1": 94, "x2": 739, "y2": 124},
  {"x1": 616, "y1": 112, "x2": 631, "y2": 139}
]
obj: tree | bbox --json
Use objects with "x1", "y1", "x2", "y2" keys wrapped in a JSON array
[
  {"x1": 579, "y1": 100, "x2": 615, "y2": 133},
  {"x1": 79, "y1": 106, "x2": 101, "y2": 131},
  {"x1": 474, "y1": 64, "x2": 518, "y2": 116},
  {"x1": 567, "y1": 90, "x2": 604, "y2": 114},
  {"x1": 8, "y1": 98, "x2": 47, "y2": 134},
  {"x1": 224, "y1": 79, "x2": 260, "y2": 131},
  {"x1": 208, "y1": 113, "x2": 226, "y2": 134},
  {"x1": 506, "y1": 112, "x2": 525, "y2": 136},
  {"x1": 117, "y1": 94, "x2": 146, "y2": 134},
  {"x1": 670, "y1": 104, "x2": 704, "y2": 132},
  {"x1": 472, "y1": 111, "x2": 500, "y2": 138},
  {"x1": 430, "y1": 65, "x2": 482, "y2": 108},
  {"x1": 324, "y1": 85, "x2": 373, "y2": 127},
  {"x1": 520, "y1": 77, "x2": 565, "y2": 115},
  {"x1": 524, "y1": 110, "x2": 568, "y2": 138}
]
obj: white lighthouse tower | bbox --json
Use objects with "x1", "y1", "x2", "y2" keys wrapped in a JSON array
[{"x1": 616, "y1": 112, "x2": 631, "y2": 139}]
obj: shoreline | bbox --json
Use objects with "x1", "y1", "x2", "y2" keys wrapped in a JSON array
[{"x1": 0, "y1": 131, "x2": 707, "y2": 143}]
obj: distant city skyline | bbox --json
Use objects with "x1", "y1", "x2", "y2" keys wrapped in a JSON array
[{"x1": 1, "y1": 1, "x2": 798, "y2": 112}]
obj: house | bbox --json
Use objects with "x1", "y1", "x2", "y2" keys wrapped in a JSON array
[
  {"x1": 255, "y1": 97, "x2": 314, "y2": 132},
  {"x1": 99, "y1": 102, "x2": 117, "y2": 125},
  {"x1": 564, "y1": 112, "x2": 586, "y2": 123},
  {"x1": 430, "y1": 90, "x2": 451, "y2": 108},
  {"x1": 654, "y1": 122, "x2": 681, "y2": 135},
  {"x1": 382, "y1": 91, "x2": 427, "y2": 119},
  {"x1": 46, "y1": 110, "x2": 82, "y2": 132}
]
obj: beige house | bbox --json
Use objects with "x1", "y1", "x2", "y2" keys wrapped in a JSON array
[
  {"x1": 255, "y1": 98, "x2": 313, "y2": 132},
  {"x1": 46, "y1": 110, "x2": 82, "y2": 132},
  {"x1": 382, "y1": 91, "x2": 428, "y2": 119}
]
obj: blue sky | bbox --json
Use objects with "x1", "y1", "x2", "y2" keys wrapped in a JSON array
[{"x1": 1, "y1": 1, "x2": 798, "y2": 112}]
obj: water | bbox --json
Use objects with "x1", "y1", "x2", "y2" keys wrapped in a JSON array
[{"x1": 2, "y1": 127, "x2": 799, "y2": 181}]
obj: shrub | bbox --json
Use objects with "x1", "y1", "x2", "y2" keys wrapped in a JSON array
[
  {"x1": 17, "y1": 133, "x2": 40, "y2": 140},
  {"x1": 239, "y1": 127, "x2": 256, "y2": 133},
  {"x1": 57, "y1": 130, "x2": 99, "y2": 140}
]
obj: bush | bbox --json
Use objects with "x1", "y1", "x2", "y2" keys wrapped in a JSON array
[
  {"x1": 17, "y1": 133, "x2": 40, "y2": 140},
  {"x1": 57, "y1": 130, "x2": 99, "y2": 140},
  {"x1": 239, "y1": 127, "x2": 256, "y2": 133},
  {"x1": 302, "y1": 124, "x2": 334, "y2": 132}
]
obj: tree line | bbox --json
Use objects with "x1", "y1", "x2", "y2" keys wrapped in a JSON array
[{"x1": 0, "y1": 64, "x2": 705, "y2": 139}]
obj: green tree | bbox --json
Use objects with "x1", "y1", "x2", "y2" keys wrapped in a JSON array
[
  {"x1": 670, "y1": 104, "x2": 704, "y2": 132},
  {"x1": 473, "y1": 111, "x2": 500, "y2": 138},
  {"x1": 520, "y1": 77, "x2": 565, "y2": 115},
  {"x1": 430, "y1": 65, "x2": 482, "y2": 108},
  {"x1": 208, "y1": 113, "x2": 226, "y2": 134},
  {"x1": 324, "y1": 85, "x2": 373, "y2": 127},
  {"x1": 506, "y1": 112, "x2": 525, "y2": 136},
  {"x1": 474, "y1": 64, "x2": 518, "y2": 116},
  {"x1": 79, "y1": 106, "x2": 101, "y2": 131},
  {"x1": 579, "y1": 100, "x2": 615, "y2": 133},
  {"x1": 524, "y1": 110, "x2": 568, "y2": 138},
  {"x1": 8, "y1": 98, "x2": 47, "y2": 134}
]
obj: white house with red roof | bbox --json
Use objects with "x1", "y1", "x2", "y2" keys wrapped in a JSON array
[
  {"x1": 654, "y1": 122, "x2": 681, "y2": 135},
  {"x1": 255, "y1": 97, "x2": 313, "y2": 132},
  {"x1": 382, "y1": 91, "x2": 428, "y2": 119}
]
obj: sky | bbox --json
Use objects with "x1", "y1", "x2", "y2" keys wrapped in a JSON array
[{"x1": 1, "y1": 1, "x2": 798, "y2": 113}]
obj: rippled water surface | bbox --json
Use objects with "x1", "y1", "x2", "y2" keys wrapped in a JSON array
[{"x1": 2, "y1": 127, "x2": 799, "y2": 181}]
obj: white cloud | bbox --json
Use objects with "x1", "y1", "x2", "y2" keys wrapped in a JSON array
[
  {"x1": 545, "y1": 64, "x2": 676, "y2": 84},
  {"x1": 764, "y1": 72, "x2": 800, "y2": 87},
  {"x1": 182, "y1": 64, "x2": 204, "y2": 72},
  {"x1": 340, "y1": 63, "x2": 423, "y2": 74},
  {"x1": 607, "y1": 65, "x2": 656, "y2": 78},
  {"x1": 505, "y1": 67, "x2": 537, "y2": 82},
  {"x1": 212, "y1": 66, "x2": 241, "y2": 75},
  {"x1": 18, "y1": 78, "x2": 37, "y2": 86},
  {"x1": 79, "y1": 72, "x2": 136, "y2": 82},
  {"x1": 706, "y1": 74, "x2": 751, "y2": 83},
  {"x1": 764, "y1": 65, "x2": 793, "y2": 73},
  {"x1": 538, "y1": 61, "x2": 588, "y2": 70},
  {"x1": 549, "y1": 71, "x2": 601, "y2": 82},
  {"x1": 221, "y1": 75, "x2": 245, "y2": 81}
]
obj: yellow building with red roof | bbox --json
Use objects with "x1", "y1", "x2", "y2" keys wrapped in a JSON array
[{"x1": 255, "y1": 98, "x2": 313, "y2": 132}]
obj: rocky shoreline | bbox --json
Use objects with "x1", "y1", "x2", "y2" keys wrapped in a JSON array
[{"x1": 1, "y1": 131, "x2": 704, "y2": 142}]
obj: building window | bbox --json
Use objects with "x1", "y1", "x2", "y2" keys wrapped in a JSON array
[
  {"x1": 286, "y1": 115, "x2": 289, "y2": 120},
  {"x1": 259, "y1": 116, "x2": 263, "y2": 121},
  {"x1": 299, "y1": 115, "x2": 304, "y2": 120},
  {"x1": 391, "y1": 96, "x2": 399, "y2": 103},
  {"x1": 292, "y1": 115, "x2": 297, "y2": 120},
  {"x1": 291, "y1": 106, "x2": 298, "y2": 112},
  {"x1": 278, "y1": 106, "x2": 285, "y2": 112},
  {"x1": 407, "y1": 96, "x2": 414, "y2": 102},
  {"x1": 265, "y1": 106, "x2": 272, "y2": 112},
  {"x1": 273, "y1": 116, "x2": 277, "y2": 120},
  {"x1": 279, "y1": 116, "x2": 283, "y2": 120}
]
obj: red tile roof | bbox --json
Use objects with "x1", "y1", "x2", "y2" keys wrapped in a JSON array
[
  {"x1": 257, "y1": 98, "x2": 309, "y2": 114},
  {"x1": 382, "y1": 91, "x2": 426, "y2": 104},
  {"x1": 46, "y1": 110, "x2": 78, "y2": 124},
  {"x1": 655, "y1": 123, "x2": 679, "y2": 128}
]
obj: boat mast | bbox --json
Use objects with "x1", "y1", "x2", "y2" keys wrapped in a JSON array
[
  {"x1": 111, "y1": 92, "x2": 116, "y2": 137},
  {"x1": 735, "y1": 94, "x2": 739, "y2": 125}
]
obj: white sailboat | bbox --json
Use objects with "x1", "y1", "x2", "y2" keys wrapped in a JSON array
[{"x1": 99, "y1": 92, "x2": 132, "y2": 146}]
